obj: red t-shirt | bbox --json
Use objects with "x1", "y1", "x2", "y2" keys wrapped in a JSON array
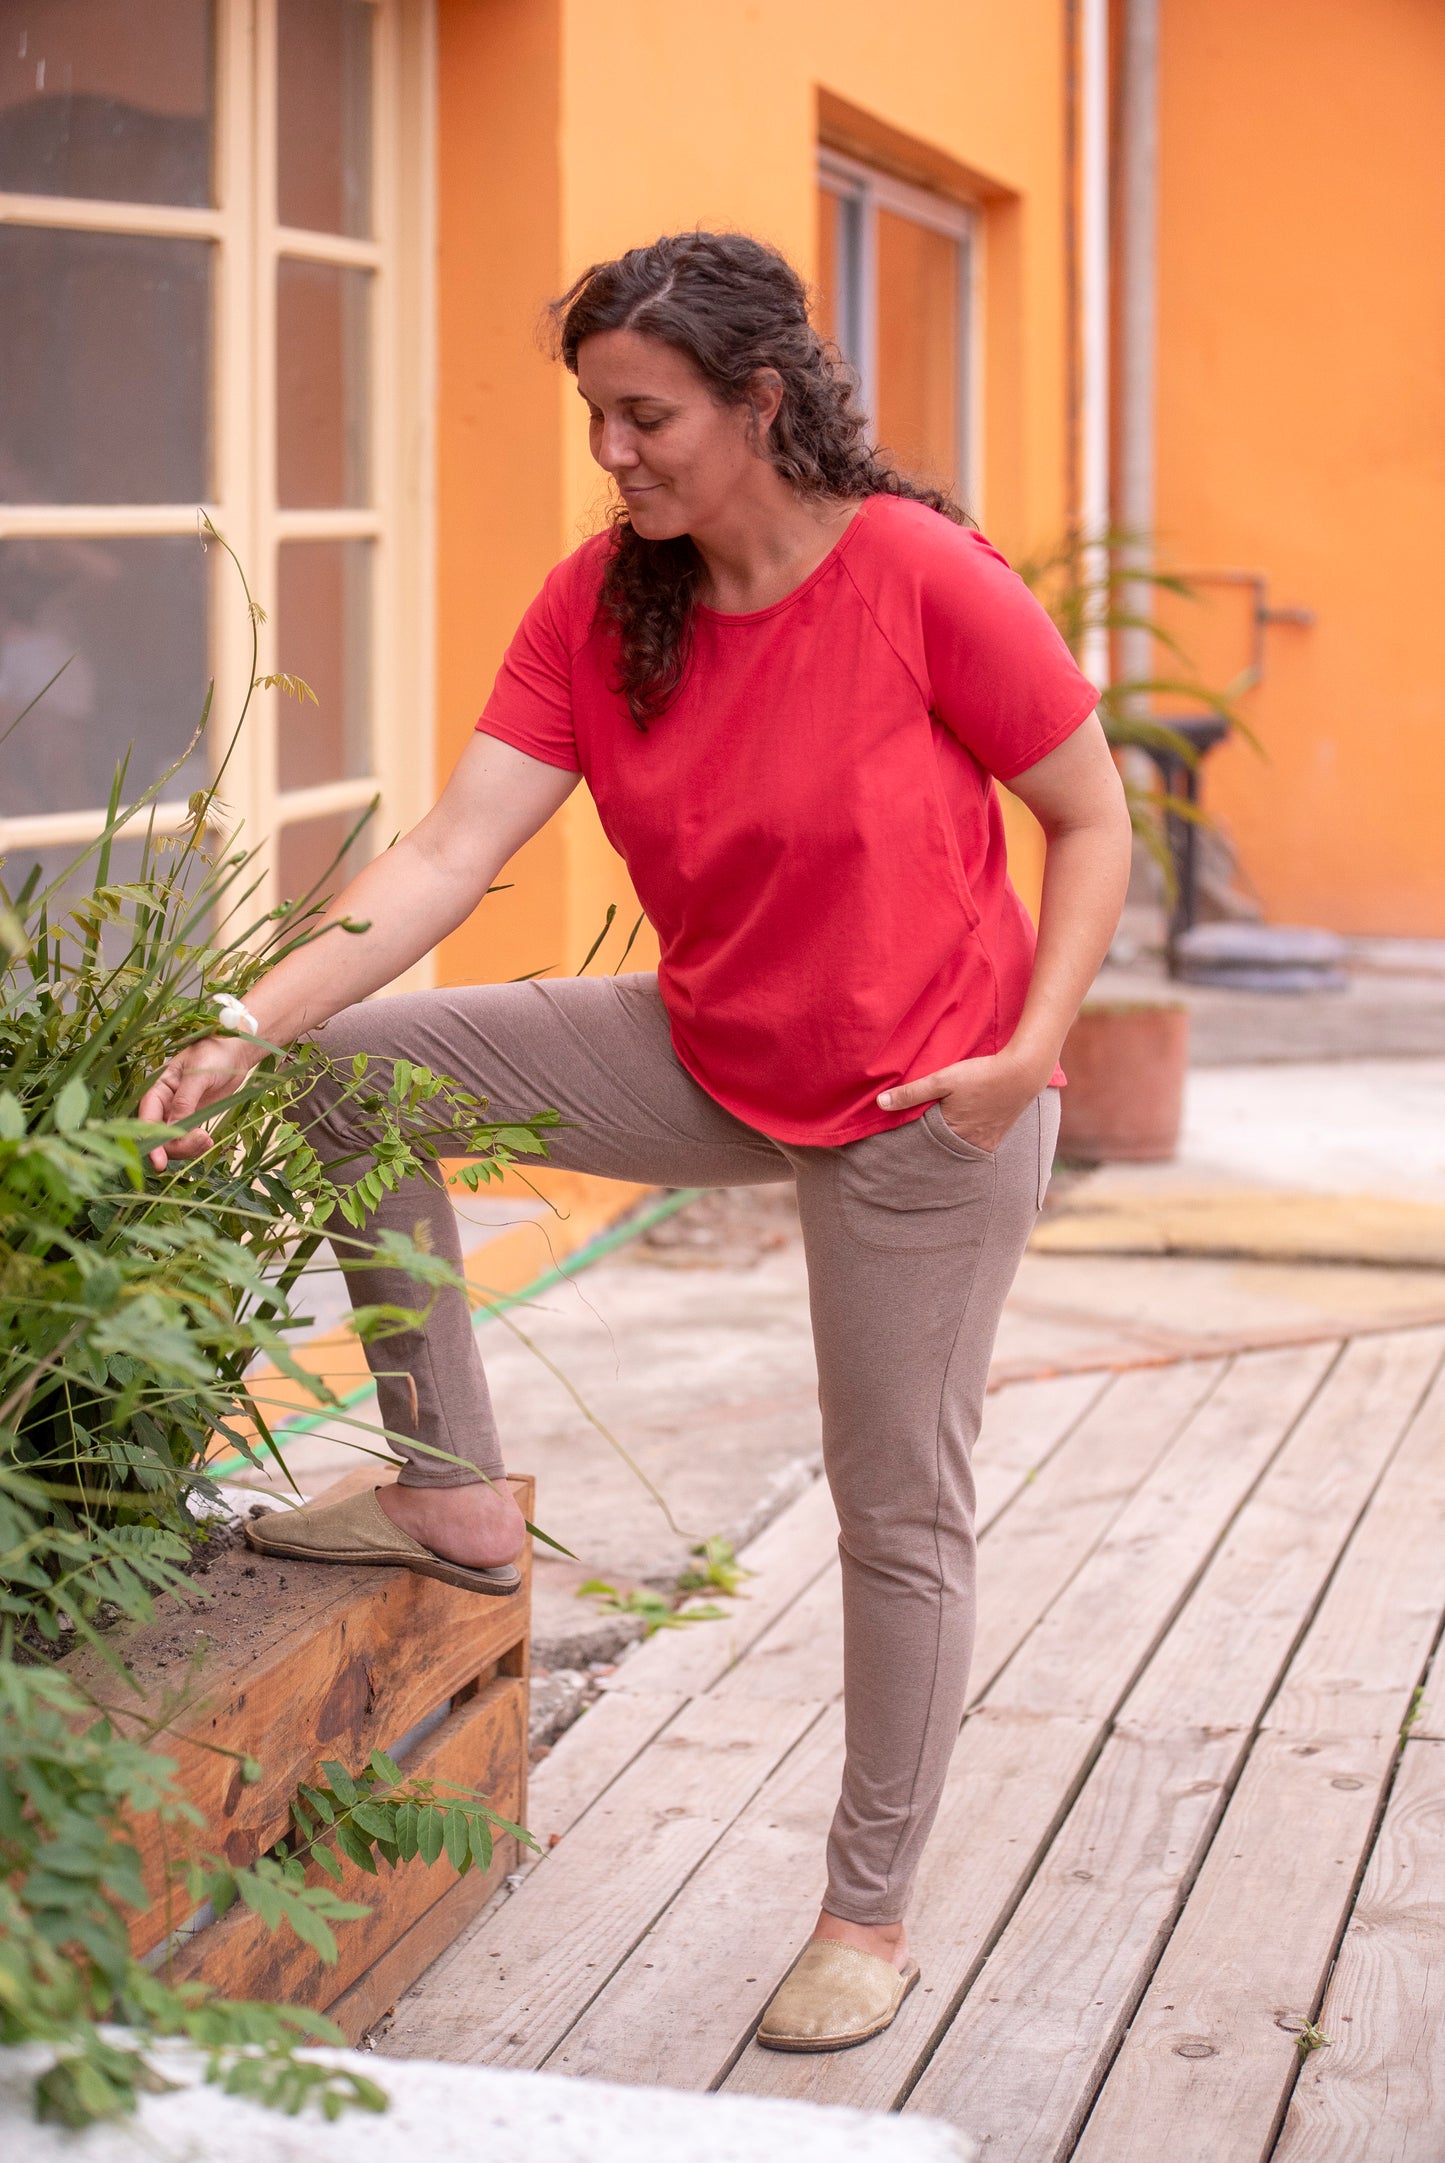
[{"x1": 477, "y1": 494, "x2": 1096, "y2": 1146}]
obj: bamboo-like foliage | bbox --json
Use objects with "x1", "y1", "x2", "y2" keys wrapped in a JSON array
[
  {"x1": 0, "y1": 526, "x2": 554, "y2": 2126},
  {"x1": 1016, "y1": 529, "x2": 1256, "y2": 875},
  {"x1": 0, "y1": 522, "x2": 558, "y2": 1642}
]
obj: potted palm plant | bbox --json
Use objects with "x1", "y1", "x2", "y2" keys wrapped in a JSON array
[{"x1": 1016, "y1": 531, "x2": 1250, "y2": 1163}]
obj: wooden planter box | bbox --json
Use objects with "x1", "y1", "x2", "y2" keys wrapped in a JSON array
[{"x1": 65, "y1": 1469, "x2": 532, "y2": 2043}]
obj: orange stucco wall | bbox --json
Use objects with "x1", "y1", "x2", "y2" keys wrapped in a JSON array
[
  {"x1": 432, "y1": 0, "x2": 1074, "y2": 985},
  {"x1": 1155, "y1": 0, "x2": 1445, "y2": 935},
  {"x1": 434, "y1": 0, "x2": 570, "y2": 991}
]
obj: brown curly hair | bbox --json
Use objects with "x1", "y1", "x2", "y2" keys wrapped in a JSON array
[{"x1": 552, "y1": 230, "x2": 969, "y2": 727}]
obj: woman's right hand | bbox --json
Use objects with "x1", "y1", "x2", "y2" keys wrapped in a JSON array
[{"x1": 139, "y1": 1034, "x2": 267, "y2": 1171}]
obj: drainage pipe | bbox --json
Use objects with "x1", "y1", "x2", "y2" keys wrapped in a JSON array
[
  {"x1": 1078, "y1": 0, "x2": 1111, "y2": 691},
  {"x1": 1117, "y1": 0, "x2": 1161, "y2": 697}
]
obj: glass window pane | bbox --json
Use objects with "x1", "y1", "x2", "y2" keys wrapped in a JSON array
[
  {"x1": 276, "y1": 539, "x2": 371, "y2": 790},
  {"x1": 0, "y1": 227, "x2": 211, "y2": 504},
  {"x1": 875, "y1": 210, "x2": 961, "y2": 491},
  {"x1": 3, "y1": 835, "x2": 152, "y2": 929},
  {"x1": 0, "y1": 535, "x2": 208, "y2": 817},
  {"x1": 276, "y1": 0, "x2": 373, "y2": 238},
  {"x1": 832, "y1": 188, "x2": 867, "y2": 384},
  {"x1": 816, "y1": 182, "x2": 866, "y2": 380},
  {"x1": 0, "y1": 0, "x2": 213, "y2": 207},
  {"x1": 815, "y1": 185, "x2": 840, "y2": 344},
  {"x1": 276, "y1": 258, "x2": 371, "y2": 508},
  {"x1": 276, "y1": 809, "x2": 369, "y2": 911}
]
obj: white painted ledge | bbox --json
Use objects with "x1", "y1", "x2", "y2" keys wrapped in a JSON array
[{"x1": 1, "y1": 2044, "x2": 976, "y2": 2162}]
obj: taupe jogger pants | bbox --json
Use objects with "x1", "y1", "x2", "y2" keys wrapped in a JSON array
[{"x1": 305, "y1": 973, "x2": 1058, "y2": 1923}]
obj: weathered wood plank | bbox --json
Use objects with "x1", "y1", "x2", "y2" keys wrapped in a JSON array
[
  {"x1": 1071, "y1": 1728, "x2": 1398, "y2": 2163},
  {"x1": 703, "y1": 1377, "x2": 1140, "y2": 1716},
  {"x1": 1408, "y1": 1668, "x2": 1445, "y2": 1742},
  {"x1": 385, "y1": 1381, "x2": 1107, "y2": 2039},
  {"x1": 548, "y1": 1704, "x2": 848, "y2": 2087},
  {"x1": 1269, "y1": 1350, "x2": 1445, "y2": 1741},
  {"x1": 551, "y1": 1381, "x2": 1174, "y2": 2096},
  {"x1": 1121, "y1": 1329, "x2": 1444, "y2": 1737},
  {"x1": 524, "y1": 1688, "x2": 690, "y2": 1852},
  {"x1": 551, "y1": 1376, "x2": 1197, "y2": 2098},
  {"x1": 981, "y1": 1368, "x2": 1119, "y2": 1463},
  {"x1": 538, "y1": 1367, "x2": 1194, "y2": 2093},
  {"x1": 972, "y1": 1370, "x2": 1117, "y2": 1532},
  {"x1": 1065, "y1": 1342, "x2": 1444, "y2": 2154},
  {"x1": 374, "y1": 1689, "x2": 692, "y2": 2011},
  {"x1": 898, "y1": 1340, "x2": 1438, "y2": 2152},
  {"x1": 327, "y1": 1848, "x2": 508, "y2": 2046},
  {"x1": 903, "y1": 1725, "x2": 1240, "y2": 2157},
  {"x1": 551, "y1": 1712, "x2": 1102, "y2": 2104},
  {"x1": 970, "y1": 1359, "x2": 1225, "y2": 1699},
  {"x1": 361, "y1": 1334, "x2": 1444, "y2": 2154},
  {"x1": 380, "y1": 1691, "x2": 824, "y2": 2069},
  {"x1": 600, "y1": 1373, "x2": 1112, "y2": 1711},
  {"x1": 711, "y1": 1565, "x2": 844, "y2": 1704},
  {"x1": 169, "y1": 1674, "x2": 526, "y2": 2009},
  {"x1": 725, "y1": 1354, "x2": 1317, "y2": 2113},
  {"x1": 1273, "y1": 1738, "x2": 1445, "y2": 2163},
  {"x1": 723, "y1": 1708, "x2": 1101, "y2": 2109},
  {"x1": 984, "y1": 1343, "x2": 1335, "y2": 1722}
]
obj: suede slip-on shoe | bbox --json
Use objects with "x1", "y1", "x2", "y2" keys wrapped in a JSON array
[
  {"x1": 756, "y1": 1941, "x2": 921, "y2": 2052},
  {"x1": 244, "y1": 1487, "x2": 522, "y2": 1597}
]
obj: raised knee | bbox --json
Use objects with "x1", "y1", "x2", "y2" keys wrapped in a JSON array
[{"x1": 310, "y1": 1002, "x2": 396, "y2": 1066}]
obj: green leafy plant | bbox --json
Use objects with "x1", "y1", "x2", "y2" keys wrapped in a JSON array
[
  {"x1": 1, "y1": 521, "x2": 559, "y2": 1620},
  {"x1": 1016, "y1": 528, "x2": 1256, "y2": 881},
  {"x1": 0, "y1": 1659, "x2": 383, "y2": 2128},
  {"x1": 1, "y1": 1658, "x2": 532, "y2": 2126},
  {"x1": 0, "y1": 523, "x2": 554, "y2": 2124},
  {"x1": 577, "y1": 1579, "x2": 727, "y2": 1635},
  {"x1": 676, "y1": 1536, "x2": 755, "y2": 1599},
  {"x1": 285, "y1": 1746, "x2": 536, "y2": 1892}
]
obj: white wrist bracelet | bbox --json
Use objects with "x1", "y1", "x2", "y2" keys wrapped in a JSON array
[{"x1": 213, "y1": 993, "x2": 260, "y2": 1036}]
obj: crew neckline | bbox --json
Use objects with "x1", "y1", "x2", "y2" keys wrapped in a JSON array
[{"x1": 694, "y1": 500, "x2": 869, "y2": 624}]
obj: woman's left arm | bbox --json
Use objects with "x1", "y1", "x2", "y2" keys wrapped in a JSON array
[{"x1": 878, "y1": 713, "x2": 1133, "y2": 1149}]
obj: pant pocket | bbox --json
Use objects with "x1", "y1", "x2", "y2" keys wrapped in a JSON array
[
  {"x1": 921, "y1": 1102, "x2": 997, "y2": 1162},
  {"x1": 836, "y1": 1113, "x2": 996, "y2": 1252}
]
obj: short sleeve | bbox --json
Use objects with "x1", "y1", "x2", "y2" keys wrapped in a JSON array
[
  {"x1": 475, "y1": 557, "x2": 587, "y2": 773},
  {"x1": 921, "y1": 528, "x2": 1098, "y2": 782}
]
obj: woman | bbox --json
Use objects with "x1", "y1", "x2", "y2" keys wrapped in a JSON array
[{"x1": 142, "y1": 232, "x2": 1131, "y2": 2054}]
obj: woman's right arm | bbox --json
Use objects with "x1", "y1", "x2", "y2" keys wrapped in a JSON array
[{"x1": 139, "y1": 734, "x2": 578, "y2": 1165}]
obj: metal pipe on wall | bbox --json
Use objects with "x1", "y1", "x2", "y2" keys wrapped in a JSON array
[
  {"x1": 1079, "y1": 0, "x2": 1111, "y2": 691},
  {"x1": 1117, "y1": 0, "x2": 1160, "y2": 697}
]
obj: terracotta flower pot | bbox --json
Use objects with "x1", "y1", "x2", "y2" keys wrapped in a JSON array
[{"x1": 1057, "y1": 1000, "x2": 1190, "y2": 1163}]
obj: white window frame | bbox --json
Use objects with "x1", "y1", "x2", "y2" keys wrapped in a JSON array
[
  {"x1": 818, "y1": 148, "x2": 980, "y2": 507},
  {"x1": 0, "y1": 0, "x2": 436, "y2": 945}
]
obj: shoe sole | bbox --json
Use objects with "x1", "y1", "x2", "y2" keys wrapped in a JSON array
[
  {"x1": 243, "y1": 1521, "x2": 522, "y2": 1597},
  {"x1": 756, "y1": 1960, "x2": 921, "y2": 2052}
]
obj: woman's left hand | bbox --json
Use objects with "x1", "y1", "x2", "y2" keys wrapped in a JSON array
[{"x1": 877, "y1": 1048, "x2": 1048, "y2": 1155}]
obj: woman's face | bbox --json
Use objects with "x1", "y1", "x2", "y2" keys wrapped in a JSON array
[{"x1": 575, "y1": 329, "x2": 776, "y2": 541}]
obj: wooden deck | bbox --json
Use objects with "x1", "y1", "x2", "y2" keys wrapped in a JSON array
[{"x1": 383, "y1": 1328, "x2": 1445, "y2": 2160}]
